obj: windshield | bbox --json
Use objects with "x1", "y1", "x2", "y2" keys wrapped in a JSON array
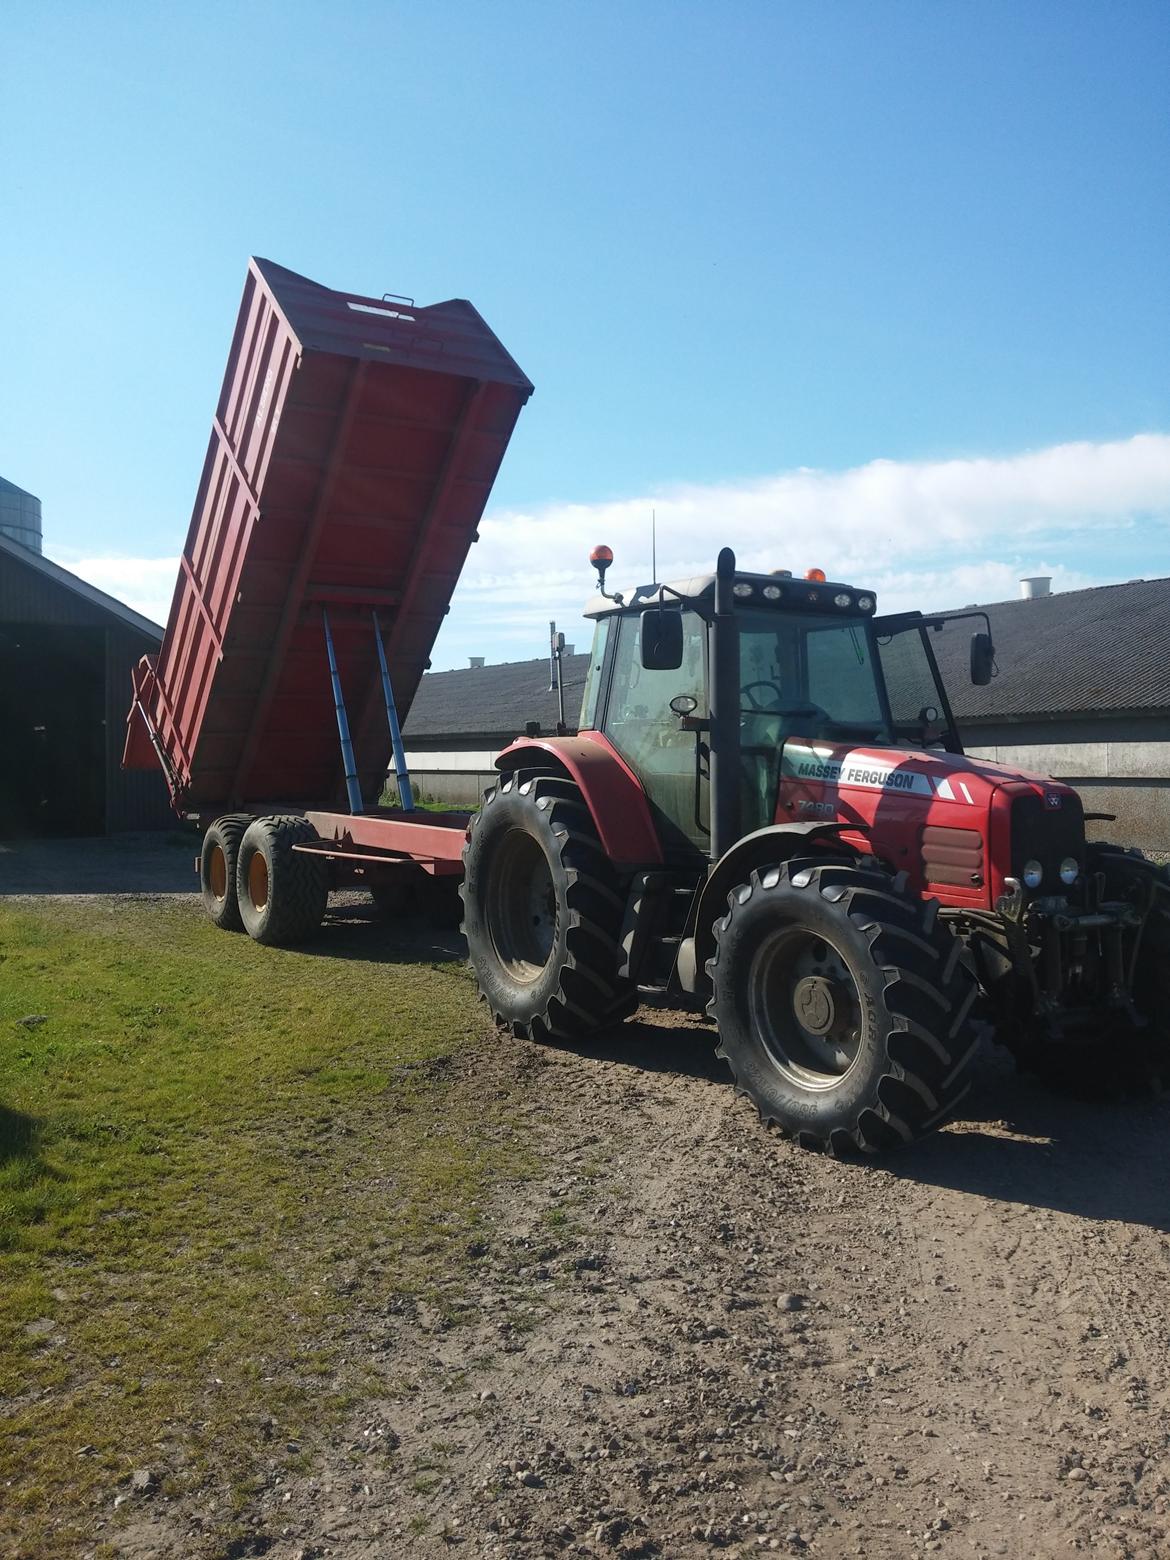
[{"x1": 738, "y1": 611, "x2": 890, "y2": 740}]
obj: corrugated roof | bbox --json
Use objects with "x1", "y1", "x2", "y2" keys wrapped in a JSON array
[
  {"x1": 405, "y1": 653, "x2": 592, "y2": 740},
  {"x1": 937, "y1": 575, "x2": 1170, "y2": 721},
  {"x1": 403, "y1": 575, "x2": 1170, "y2": 740},
  {"x1": 0, "y1": 532, "x2": 164, "y2": 640}
]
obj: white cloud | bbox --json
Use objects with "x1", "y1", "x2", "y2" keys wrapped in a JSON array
[
  {"x1": 437, "y1": 433, "x2": 1170, "y2": 665},
  {"x1": 49, "y1": 550, "x2": 178, "y2": 629},
  {"x1": 48, "y1": 433, "x2": 1170, "y2": 665}
]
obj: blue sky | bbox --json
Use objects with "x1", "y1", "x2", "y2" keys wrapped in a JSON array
[{"x1": 2, "y1": 1, "x2": 1167, "y2": 666}]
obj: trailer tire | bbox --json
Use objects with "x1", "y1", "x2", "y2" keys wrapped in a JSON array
[
  {"x1": 200, "y1": 813, "x2": 254, "y2": 931},
  {"x1": 236, "y1": 815, "x2": 328, "y2": 947},
  {"x1": 1022, "y1": 845, "x2": 1170, "y2": 1090},
  {"x1": 461, "y1": 770, "x2": 636, "y2": 1041},
  {"x1": 707, "y1": 859, "x2": 982, "y2": 1154}
]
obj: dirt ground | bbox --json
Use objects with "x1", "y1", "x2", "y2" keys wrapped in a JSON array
[{"x1": 7, "y1": 837, "x2": 1170, "y2": 1560}]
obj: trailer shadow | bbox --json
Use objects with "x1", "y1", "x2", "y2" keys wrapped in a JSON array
[{"x1": 303, "y1": 899, "x2": 466, "y2": 966}]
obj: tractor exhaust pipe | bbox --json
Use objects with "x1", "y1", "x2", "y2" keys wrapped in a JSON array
[{"x1": 710, "y1": 546, "x2": 741, "y2": 861}]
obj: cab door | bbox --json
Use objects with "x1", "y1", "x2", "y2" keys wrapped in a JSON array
[{"x1": 601, "y1": 609, "x2": 709, "y2": 859}]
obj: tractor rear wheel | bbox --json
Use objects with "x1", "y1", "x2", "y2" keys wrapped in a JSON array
[
  {"x1": 236, "y1": 815, "x2": 328, "y2": 947},
  {"x1": 707, "y1": 859, "x2": 982, "y2": 1153},
  {"x1": 200, "y1": 813, "x2": 254, "y2": 931},
  {"x1": 461, "y1": 770, "x2": 636, "y2": 1041}
]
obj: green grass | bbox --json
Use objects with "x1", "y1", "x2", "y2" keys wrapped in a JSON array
[
  {"x1": 377, "y1": 786, "x2": 480, "y2": 813},
  {"x1": 0, "y1": 898, "x2": 526, "y2": 1557}
]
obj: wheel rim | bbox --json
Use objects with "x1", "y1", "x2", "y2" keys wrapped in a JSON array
[
  {"x1": 487, "y1": 829, "x2": 557, "y2": 982},
  {"x1": 247, "y1": 851, "x2": 270, "y2": 912},
  {"x1": 208, "y1": 843, "x2": 227, "y2": 902},
  {"x1": 747, "y1": 925, "x2": 863, "y2": 1090}
]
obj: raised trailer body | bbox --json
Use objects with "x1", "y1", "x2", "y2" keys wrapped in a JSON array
[
  {"x1": 123, "y1": 258, "x2": 532, "y2": 897},
  {"x1": 124, "y1": 257, "x2": 531, "y2": 818}
]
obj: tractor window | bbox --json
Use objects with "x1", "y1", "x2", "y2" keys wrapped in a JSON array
[
  {"x1": 804, "y1": 624, "x2": 887, "y2": 731},
  {"x1": 874, "y1": 620, "x2": 960, "y2": 751},
  {"x1": 579, "y1": 619, "x2": 612, "y2": 730},
  {"x1": 605, "y1": 609, "x2": 708, "y2": 854},
  {"x1": 737, "y1": 613, "x2": 888, "y2": 739}
]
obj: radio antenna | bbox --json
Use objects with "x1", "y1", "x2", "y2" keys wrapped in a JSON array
[{"x1": 651, "y1": 508, "x2": 657, "y2": 585}]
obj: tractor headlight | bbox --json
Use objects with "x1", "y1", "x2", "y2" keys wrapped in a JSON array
[
  {"x1": 857, "y1": 594, "x2": 875, "y2": 612},
  {"x1": 733, "y1": 582, "x2": 754, "y2": 598},
  {"x1": 834, "y1": 592, "x2": 852, "y2": 608},
  {"x1": 1022, "y1": 859, "x2": 1044, "y2": 890},
  {"x1": 763, "y1": 584, "x2": 783, "y2": 600},
  {"x1": 1059, "y1": 856, "x2": 1079, "y2": 886}
]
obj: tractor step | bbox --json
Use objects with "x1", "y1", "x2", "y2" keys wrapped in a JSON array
[{"x1": 618, "y1": 872, "x2": 699, "y2": 985}]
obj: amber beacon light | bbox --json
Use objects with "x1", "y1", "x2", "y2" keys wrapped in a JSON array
[{"x1": 590, "y1": 544, "x2": 614, "y2": 588}]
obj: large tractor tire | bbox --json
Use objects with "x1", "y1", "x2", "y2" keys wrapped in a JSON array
[
  {"x1": 236, "y1": 815, "x2": 328, "y2": 947},
  {"x1": 707, "y1": 859, "x2": 982, "y2": 1154},
  {"x1": 461, "y1": 770, "x2": 636, "y2": 1041},
  {"x1": 199, "y1": 813, "x2": 254, "y2": 931},
  {"x1": 1021, "y1": 844, "x2": 1170, "y2": 1091}
]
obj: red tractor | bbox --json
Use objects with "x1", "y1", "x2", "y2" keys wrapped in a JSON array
[{"x1": 461, "y1": 546, "x2": 1170, "y2": 1152}]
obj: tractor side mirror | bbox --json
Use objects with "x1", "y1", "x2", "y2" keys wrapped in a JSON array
[
  {"x1": 970, "y1": 631, "x2": 995, "y2": 686},
  {"x1": 641, "y1": 609, "x2": 684, "y2": 671}
]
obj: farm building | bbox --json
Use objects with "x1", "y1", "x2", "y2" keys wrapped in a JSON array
[
  {"x1": 0, "y1": 480, "x2": 172, "y2": 837},
  {"x1": 402, "y1": 575, "x2": 1170, "y2": 850}
]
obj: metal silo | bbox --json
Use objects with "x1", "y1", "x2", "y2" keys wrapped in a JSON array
[{"x1": 0, "y1": 476, "x2": 43, "y2": 553}]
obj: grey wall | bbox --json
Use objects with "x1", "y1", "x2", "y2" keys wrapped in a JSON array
[{"x1": 962, "y1": 716, "x2": 1170, "y2": 852}]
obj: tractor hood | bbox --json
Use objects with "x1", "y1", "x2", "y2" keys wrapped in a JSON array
[
  {"x1": 778, "y1": 738, "x2": 1080, "y2": 909},
  {"x1": 779, "y1": 739, "x2": 1071, "y2": 811}
]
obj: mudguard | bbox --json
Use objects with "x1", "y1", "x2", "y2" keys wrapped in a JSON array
[
  {"x1": 494, "y1": 732, "x2": 663, "y2": 871},
  {"x1": 678, "y1": 822, "x2": 869, "y2": 992}
]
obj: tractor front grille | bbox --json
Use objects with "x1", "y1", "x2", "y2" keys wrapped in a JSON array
[{"x1": 1010, "y1": 791, "x2": 1086, "y2": 895}]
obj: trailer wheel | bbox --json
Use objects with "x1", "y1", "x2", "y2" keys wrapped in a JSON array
[
  {"x1": 461, "y1": 770, "x2": 636, "y2": 1041},
  {"x1": 236, "y1": 816, "x2": 327, "y2": 947},
  {"x1": 200, "y1": 813, "x2": 254, "y2": 931},
  {"x1": 707, "y1": 859, "x2": 982, "y2": 1153},
  {"x1": 1022, "y1": 845, "x2": 1170, "y2": 1090}
]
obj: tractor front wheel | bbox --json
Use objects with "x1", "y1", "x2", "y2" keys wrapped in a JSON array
[
  {"x1": 461, "y1": 770, "x2": 635, "y2": 1041},
  {"x1": 236, "y1": 816, "x2": 328, "y2": 947},
  {"x1": 707, "y1": 859, "x2": 982, "y2": 1153}
]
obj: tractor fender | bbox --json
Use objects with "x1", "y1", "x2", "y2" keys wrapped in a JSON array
[
  {"x1": 494, "y1": 733, "x2": 663, "y2": 871},
  {"x1": 678, "y1": 822, "x2": 870, "y2": 992}
]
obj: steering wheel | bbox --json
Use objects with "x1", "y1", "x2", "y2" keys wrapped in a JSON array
[{"x1": 741, "y1": 683, "x2": 830, "y2": 723}]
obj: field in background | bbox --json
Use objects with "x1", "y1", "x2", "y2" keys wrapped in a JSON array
[{"x1": 0, "y1": 898, "x2": 526, "y2": 1559}]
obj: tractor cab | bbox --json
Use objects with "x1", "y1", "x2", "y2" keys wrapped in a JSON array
[{"x1": 577, "y1": 545, "x2": 992, "y2": 863}]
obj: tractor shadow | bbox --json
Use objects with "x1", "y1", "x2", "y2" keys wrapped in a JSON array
[
  {"x1": 303, "y1": 908, "x2": 1170, "y2": 1229},
  {"x1": 555, "y1": 1007, "x2": 1170, "y2": 1230},
  {"x1": 569, "y1": 1004, "x2": 729, "y2": 1085},
  {"x1": 889, "y1": 1051, "x2": 1170, "y2": 1230}
]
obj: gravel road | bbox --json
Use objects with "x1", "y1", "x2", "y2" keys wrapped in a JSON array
[
  {"x1": 8, "y1": 842, "x2": 1169, "y2": 1560},
  {"x1": 235, "y1": 1020, "x2": 1169, "y2": 1560}
]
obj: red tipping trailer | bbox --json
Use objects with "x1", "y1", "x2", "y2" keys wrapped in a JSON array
[{"x1": 124, "y1": 258, "x2": 532, "y2": 938}]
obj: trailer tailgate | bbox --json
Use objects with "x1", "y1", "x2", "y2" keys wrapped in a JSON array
[{"x1": 123, "y1": 257, "x2": 532, "y2": 813}]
